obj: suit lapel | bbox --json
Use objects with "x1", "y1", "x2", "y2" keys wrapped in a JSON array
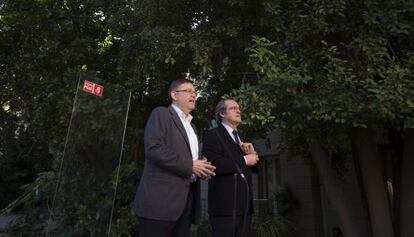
[{"x1": 169, "y1": 106, "x2": 192, "y2": 153}]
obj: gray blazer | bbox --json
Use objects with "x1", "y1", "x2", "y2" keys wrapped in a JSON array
[{"x1": 132, "y1": 106, "x2": 201, "y2": 223}]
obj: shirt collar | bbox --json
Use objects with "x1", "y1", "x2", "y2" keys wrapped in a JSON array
[
  {"x1": 171, "y1": 104, "x2": 193, "y2": 123},
  {"x1": 221, "y1": 122, "x2": 236, "y2": 134}
]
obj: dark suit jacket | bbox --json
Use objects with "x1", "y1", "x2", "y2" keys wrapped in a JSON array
[
  {"x1": 132, "y1": 106, "x2": 201, "y2": 223},
  {"x1": 203, "y1": 124, "x2": 255, "y2": 216}
]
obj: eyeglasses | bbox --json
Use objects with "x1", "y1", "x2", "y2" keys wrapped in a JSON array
[
  {"x1": 226, "y1": 106, "x2": 241, "y2": 111},
  {"x1": 175, "y1": 89, "x2": 198, "y2": 95}
]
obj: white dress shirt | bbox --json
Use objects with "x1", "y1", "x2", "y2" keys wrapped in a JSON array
[{"x1": 171, "y1": 104, "x2": 199, "y2": 161}]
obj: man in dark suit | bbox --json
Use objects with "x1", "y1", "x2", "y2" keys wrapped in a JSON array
[
  {"x1": 203, "y1": 99, "x2": 259, "y2": 237},
  {"x1": 132, "y1": 78, "x2": 216, "y2": 237}
]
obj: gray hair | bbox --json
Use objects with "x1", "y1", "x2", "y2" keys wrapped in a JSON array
[{"x1": 215, "y1": 100, "x2": 227, "y2": 123}]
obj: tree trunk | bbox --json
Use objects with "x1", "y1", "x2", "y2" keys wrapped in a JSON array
[
  {"x1": 400, "y1": 128, "x2": 414, "y2": 237},
  {"x1": 352, "y1": 128, "x2": 394, "y2": 237},
  {"x1": 308, "y1": 139, "x2": 366, "y2": 237}
]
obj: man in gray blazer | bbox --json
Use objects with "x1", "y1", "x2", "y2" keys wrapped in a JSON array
[{"x1": 132, "y1": 78, "x2": 216, "y2": 237}]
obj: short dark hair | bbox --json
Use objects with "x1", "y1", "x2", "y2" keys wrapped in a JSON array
[
  {"x1": 215, "y1": 99, "x2": 237, "y2": 123},
  {"x1": 169, "y1": 78, "x2": 194, "y2": 94}
]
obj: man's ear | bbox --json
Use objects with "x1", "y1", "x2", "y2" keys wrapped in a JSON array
[{"x1": 170, "y1": 91, "x2": 177, "y2": 101}]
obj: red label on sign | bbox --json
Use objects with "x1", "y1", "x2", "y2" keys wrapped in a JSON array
[{"x1": 83, "y1": 80, "x2": 103, "y2": 97}]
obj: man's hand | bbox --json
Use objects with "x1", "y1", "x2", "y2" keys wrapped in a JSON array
[
  {"x1": 245, "y1": 153, "x2": 259, "y2": 166},
  {"x1": 241, "y1": 142, "x2": 256, "y2": 154},
  {"x1": 193, "y1": 158, "x2": 216, "y2": 179}
]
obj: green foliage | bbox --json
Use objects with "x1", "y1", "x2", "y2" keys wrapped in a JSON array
[
  {"x1": 191, "y1": 220, "x2": 212, "y2": 237},
  {"x1": 0, "y1": 121, "x2": 54, "y2": 209},
  {"x1": 1, "y1": 163, "x2": 139, "y2": 237},
  {"x1": 272, "y1": 187, "x2": 299, "y2": 217},
  {"x1": 252, "y1": 199, "x2": 295, "y2": 237},
  {"x1": 252, "y1": 215, "x2": 295, "y2": 237},
  {"x1": 0, "y1": 172, "x2": 56, "y2": 235},
  {"x1": 230, "y1": 0, "x2": 414, "y2": 148},
  {"x1": 109, "y1": 162, "x2": 140, "y2": 237}
]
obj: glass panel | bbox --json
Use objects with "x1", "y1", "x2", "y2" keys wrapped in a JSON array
[{"x1": 45, "y1": 73, "x2": 131, "y2": 237}]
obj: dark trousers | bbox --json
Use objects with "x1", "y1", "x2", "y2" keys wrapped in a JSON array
[
  {"x1": 210, "y1": 215, "x2": 252, "y2": 237},
  {"x1": 138, "y1": 190, "x2": 193, "y2": 237}
]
